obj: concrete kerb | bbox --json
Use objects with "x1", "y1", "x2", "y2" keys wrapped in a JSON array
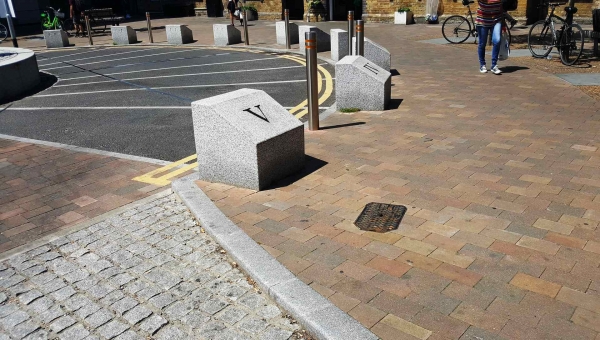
[{"x1": 172, "y1": 174, "x2": 377, "y2": 340}]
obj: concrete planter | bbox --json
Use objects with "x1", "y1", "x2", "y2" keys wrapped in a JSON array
[
  {"x1": 242, "y1": 10, "x2": 257, "y2": 21},
  {"x1": 394, "y1": 11, "x2": 414, "y2": 25}
]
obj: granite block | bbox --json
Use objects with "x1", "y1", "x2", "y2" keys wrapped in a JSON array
[
  {"x1": 111, "y1": 26, "x2": 137, "y2": 45},
  {"x1": 298, "y1": 26, "x2": 330, "y2": 53},
  {"x1": 166, "y1": 25, "x2": 193, "y2": 45},
  {"x1": 191, "y1": 88, "x2": 305, "y2": 190},
  {"x1": 213, "y1": 24, "x2": 242, "y2": 46},
  {"x1": 335, "y1": 55, "x2": 391, "y2": 111},
  {"x1": 330, "y1": 29, "x2": 349, "y2": 62},
  {"x1": 352, "y1": 37, "x2": 391, "y2": 71},
  {"x1": 276, "y1": 21, "x2": 299, "y2": 45},
  {"x1": 43, "y1": 30, "x2": 69, "y2": 48}
]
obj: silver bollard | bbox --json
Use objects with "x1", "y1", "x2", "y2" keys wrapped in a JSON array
[
  {"x1": 85, "y1": 15, "x2": 93, "y2": 45},
  {"x1": 243, "y1": 9, "x2": 249, "y2": 45},
  {"x1": 146, "y1": 12, "x2": 154, "y2": 43},
  {"x1": 284, "y1": 9, "x2": 291, "y2": 49},
  {"x1": 305, "y1": 31, "x2": 319, "y2": 131},
  {"x1": 3, "y1": 0, "x2": 17, "y2": 47},
  {"x1": 356, "y1": 19, "x2": 364, "y2": 56},
  {"x1": 347, "y1": 11, "x2": 354, "y2": 56}
]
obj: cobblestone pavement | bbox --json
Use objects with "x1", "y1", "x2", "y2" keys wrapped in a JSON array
[
  {"x1": 0, "y1": 193, "x2": 302, "y2": 340},
  {"x1": 0, "y1": 139, "x2": 168, "y2": 254}
]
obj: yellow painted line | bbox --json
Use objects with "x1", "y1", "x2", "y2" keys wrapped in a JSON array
[
  {"x1": 283, "y1": 55, "x2": 333, "y2": 119},
  {"x1": 133, "y1": 154, "x2": 197, "y2": 186}
]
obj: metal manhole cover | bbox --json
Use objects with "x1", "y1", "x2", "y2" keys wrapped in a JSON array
[{"x1": 354, "y1": 202, "x2": 407, "y2": 233}]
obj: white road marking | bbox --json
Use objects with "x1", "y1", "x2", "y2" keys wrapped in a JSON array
[
  {"x1": 0, "y1": 106, "x2": 330, "y2": 110},
  {"x1": 53, "y1": 64, "x2": 325, "y2": 87},
  {"x1": 32, "y1": 79, "x2": 309, "y2": 98},
  {"x1": 56, "y1": 56, "x2": 286, "y2": 81},
  {"x1": 40, "y1": 50, "x2": 233, "y2": 71},
  {"x1": 37, "y1": 48, "x2": 107, "y2": 63},
  {"x1": 38, "y1": 47, "x2": 169, "y2": 67}
]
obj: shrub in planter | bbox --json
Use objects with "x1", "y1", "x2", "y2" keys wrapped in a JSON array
[
  {"x1": 240, "y1": 5, "x2": 258, "y2": 21},
  {"x1": 394, "y1": 7, "x2": 413, "y2": 24}
]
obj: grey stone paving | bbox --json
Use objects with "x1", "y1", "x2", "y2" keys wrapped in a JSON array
[
  {"x1": 555, "y1": 73, "x2": 600, "y2": 85},
  {"x1": 0, "y1": 194, "x2": 302, "y2": 340}
]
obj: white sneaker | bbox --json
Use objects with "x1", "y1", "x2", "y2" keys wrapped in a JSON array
[
  {"x1": 479, "y1": 65, "x2": 487, "y2": 73},
  {"x1": 491, "y1": 65, "x2": 502, "y2": 74}
]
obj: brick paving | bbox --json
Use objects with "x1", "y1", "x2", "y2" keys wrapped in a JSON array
[
  {"x1": 0, "y1": 139, "x2": 165, "y2": 254},
  {"x1": 191, "y1": 24, "x2": 600, "y2": 340},
  {"x1": 0, "y1": 194, "x2": 303, "y2": 340}
]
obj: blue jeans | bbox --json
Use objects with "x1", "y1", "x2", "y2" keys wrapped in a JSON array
[{"x1": 477, "y1": 23, "x2": 501, "y2": 68}]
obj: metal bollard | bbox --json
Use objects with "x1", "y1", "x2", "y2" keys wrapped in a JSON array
[
  {"x1": 347, "y1": 11, "x2": 354, "y2": 55},
  {"x1": 146, "y1": 12, "x2": 154, "y2": 43},
  {"x1": 305, "y1": 31, "x2": 319, "y2": 131},
  {"x1": 284, "y1": 9, "x2": 291, "y2": 49},
  {"x1": 85, "y1": 16, "x2": 93, "y2": 45},
  {"x1": 356, "y1": 20, "x2": 364, "y2": 56},
  {"x1": 243, "y1": 10, "x2": 249, "y2": 45}
]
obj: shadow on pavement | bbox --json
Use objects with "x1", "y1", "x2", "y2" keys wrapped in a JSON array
[
  {"x1": 321, "y1": 122, "x2": 366, "y2": 130},
  {"x1": 500, "y1": 65, "x2": 529, "y2": 73},
  {"x1": 268, "y1": 155, "x2": 328, "y2": 189}
]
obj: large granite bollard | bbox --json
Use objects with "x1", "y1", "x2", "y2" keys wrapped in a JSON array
[
  {"x1": 276, "y1": 21, "x2": 299, "y2": 45},
  {"x1": 111, "y1": 26, "x2": 137, "y2": 45},
  {"x1": 213, "y1": 24, "x2": 242, "y2": 46},
  {"x1": 166, "y1": 25, "x2": 194, "y2": 44},
  {"x1": 330, "y1": 29, "x2": 349, "y2": 61},
  {"x1": 353, "y1": 37, "x2": 391, "y2": 71},
  {"x1": 298, "y1": 26, "x2": 330, "y2": 52},
  {"x1": 192, "y1": 88, "x2": 305, "y2": 191},
  {"x1": 336, "y1": 55, "x2": 391, "y2": 111},
  {"x1": 43, "y1": 30, "x2": 69, "y2": 48}
]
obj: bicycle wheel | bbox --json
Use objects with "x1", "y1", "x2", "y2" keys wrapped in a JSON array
[
  {"x1": 528, "y1": 20, "x2": 554, "y2": 58},
  {"x1": 442, "y1": 15, "x2": 472, "y2": 44},
  {"x1": 560, "y1": 23, "x2": 584, "y2": 65},
  {"x1": 59, "y1": 19, "x2": 73, "y2": 33},
  {"x1": 0, "y1": 24, "x2": 7, "y2": 42}
]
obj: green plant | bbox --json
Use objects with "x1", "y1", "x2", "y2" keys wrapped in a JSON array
[
  {"x1": 308, "y1": 0, "x2": 322, "y2": 8},
  {"x1": 397, "y1": 7, "x2": 411, "y2": 12},
  {"x1": 340, "y1": 108, "x2": 361, "y2": 113},
  {"x1": 240, "y1": 5, "x2": 258, "y2": 13}
]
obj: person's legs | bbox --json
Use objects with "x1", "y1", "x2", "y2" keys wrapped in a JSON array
[
  {"x1": 230, "y1": 11, "x2": 234, "y2": 25},
  {"x1": 491, "y1": 22, "x2": 502, "y2": 68},
  {"x1": 477, "y1": 25, "x2": 489, "y2": 68}
]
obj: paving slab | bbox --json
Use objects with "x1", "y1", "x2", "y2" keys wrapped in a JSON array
[{"x1": 555, "y1": 73, "x2": 600, "y2": 85}]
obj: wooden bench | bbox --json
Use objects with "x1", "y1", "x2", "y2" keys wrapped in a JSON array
[{"x1": 83, "y1": 8, "x2": 124, "y2": 33}]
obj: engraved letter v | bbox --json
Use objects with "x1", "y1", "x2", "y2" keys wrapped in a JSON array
[{"x1": 243, "y1": 105, "x2": 269, "y2": 123}]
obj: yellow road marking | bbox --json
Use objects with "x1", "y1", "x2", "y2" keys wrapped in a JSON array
[{"x1": 133, "y1": 154, "x2": 198, "y2": 186}]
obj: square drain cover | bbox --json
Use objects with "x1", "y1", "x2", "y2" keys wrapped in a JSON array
[{"x1": 354, "y1": 203, "x2": 407, "y2": 233}]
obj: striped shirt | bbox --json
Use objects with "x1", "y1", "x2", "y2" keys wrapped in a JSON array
[{"x1": 476, "y1": 0, "x2": 503, "y2": 27}]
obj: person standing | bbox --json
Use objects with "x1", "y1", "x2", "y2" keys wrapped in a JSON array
[
  {"x1": 476, "y1": 0, "x2": 503, "y2": 74},
  {"x1": 69, "y1": 0, "x2": 84, "y2": 37}
]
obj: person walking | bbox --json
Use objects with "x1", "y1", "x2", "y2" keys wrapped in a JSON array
[
  {"x1": 476, "y1": 0, "x2": 503, "y2": 74},
  {"x1": 69, "y1": 0, "x2": 84, "y2": 37},
  {"x1": 227, "y1": 0, "x2": 239, "y2": 26}
]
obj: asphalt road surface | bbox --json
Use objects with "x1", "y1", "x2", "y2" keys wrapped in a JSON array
[{"x1": 0, "y1": 46, "x2": 335, "y2": 161}]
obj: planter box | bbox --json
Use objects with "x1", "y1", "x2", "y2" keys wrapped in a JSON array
[
  {"x1": 394, "y1": 11, "x2": 414, "y2": 25},
  {"x1": 242, "y1": 10, "x2": 257, "y2": 21}
]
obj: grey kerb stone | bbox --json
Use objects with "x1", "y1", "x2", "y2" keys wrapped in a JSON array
[
  {"x1": 111, "y1": 26, "x2": 137, "y2": 45},
  {"x1": 352, "y1": 37, "x2": 391, "y2": 71},
  {"x1": 191, "y1": 88, "x2": 305, "y2": 191},
  {"x1": 213, "y1": 24, "x2": 241, "y2": 46},
  {"x1": 276, "y1": 21, "x2": 299, "y2": 45},
  {"x1": 330, "y1": 29, "x2": 349, "y2": 62},
  {"x1": 335, "y1": 55, "x2": 391, "y2": 111},
  {"x1": 43, "y1": 30, "x2": 69, "y2": 48},
  {"x1": 166, "y1": 25, "x2": 194, "y2": 45},
  {"x1": 298, "y1": 26, "x2": 330, "y2": 53}
]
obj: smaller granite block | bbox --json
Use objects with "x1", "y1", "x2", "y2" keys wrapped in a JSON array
[
  {"x1": 352, "y1": 37, "x2": 391, "y2": 71},
  {"x1": 330, "y1": 29, "x2": 349, "y2": 61},
  {"x1": 276, "y1": 21, "x2": 299, "y2": 45},
  {"x1": 166, "y1": 25, "x2": 193, "y2": 44},
  {"x1": 111, "y1": 26, "x2": 137, "y2": 45},
  {"x1": 43, "y1": 30, "x2": 69, "y2": 48},
  {"x1": 213, "y1": 24, "x2": 242, "y2": 46},
  {"x1": 298, "y1": 26, "x2": 330, "y2": 53},
  {"x1": 336, "y1": 55, "x2": 391, "y2": 111},
  {"x1": 192, "y1": 88, "x2": 305, "y2": 190}
]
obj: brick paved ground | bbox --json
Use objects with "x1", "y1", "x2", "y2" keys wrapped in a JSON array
[
  {"x1": 0, "y1": 139, "x2": 165, "y2": 254},
  {"x1": 192, "y1": 25, "x2": 600, "y2": 340},
  {"x1": 0, "y1": 193, "x2": 303, "y2": 340}
]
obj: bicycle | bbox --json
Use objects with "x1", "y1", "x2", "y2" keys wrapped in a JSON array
[
  {"x1": 527, "y1": 2, "x2": 584, "y2": 65},
  {"x1": 442, "y1": 0, "x2": 479, "y2": 44},
  {"x1": 40, "y1": 7, "x2": 73, "y2": 33},
  {"x1": 0, "y1": 23, "x2": 7, "y2": 42}
]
